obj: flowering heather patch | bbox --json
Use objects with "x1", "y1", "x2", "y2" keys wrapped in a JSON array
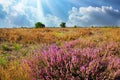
[
  {"x1": 25, "y1": 43, "x2": 120, "y2": 80},
  {"x1": 0, "y1": 28, "x2": 120, "y2": 80}
]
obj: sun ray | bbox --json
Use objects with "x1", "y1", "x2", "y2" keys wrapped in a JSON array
[
  {"x1": 44, "y1": 0, "x2": 58, "y2": 15},
  {"x1": 36, "y1": 0, "x2": 45, "y2": 22}
]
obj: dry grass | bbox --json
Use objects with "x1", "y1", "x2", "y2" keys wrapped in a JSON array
[
  {"x1": 0, "y1": 28, "x2": 120, "y2": 44},
  {"x1": 0, "y1": 28, "x2": 120, "y2": 80},
  {"x1": 0, "y1": 28, "x2": 104, "y2": 44}
]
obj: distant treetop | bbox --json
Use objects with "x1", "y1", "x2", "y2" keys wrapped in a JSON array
[
  {"x1": 34, "y1": 22, "x2": 45, "y2": 28},
  {"x1": 60, "y1": 22, "x2": 66, "y2": 28}
]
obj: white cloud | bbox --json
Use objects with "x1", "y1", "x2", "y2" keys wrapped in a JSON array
[
  {"x1": 0, "y1": 0, "x2": 13, "y2": 7},
  {"x1": 13, "y1": 3, "x2": 25, "y2": 13},
  {"x1": 1, "y1": 0, "x2": 120, "y2": 28},
  {"x1": 0, "y1": 0, "x2": 15, "y2": 12},
  {"x1": 67, "y1": 6, "x2": 120, "y2": 27},
  {"x1": 44, "y1": 14, "x2": 62, "y2": 27},
  {"x1": 0, "y1": 16, "x2": 14, "y2": 28}
]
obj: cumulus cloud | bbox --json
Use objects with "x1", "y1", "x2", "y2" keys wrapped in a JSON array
[
  {"x1": 1, "y1": 0, "x2": 120, "y2": 28},
  {"x1": 67, "y1": 6, "x2": 120, "y2": 27},
  {"x1": 0, "y1": 0, "x2": 35, "y2": 27},
  {"x1": 0, "y1": 0, "x2": 15, "y2": 12},
  {"x1": 0, "y1": 5, "x2": 9, "y2": 28},
  {"x1": 0, "y1": 5, "x2": 7, "y2": 19},
  {"x1": 0, "y1": 0, "x2": 13, "y2": 7},
  {"x1": 44, "y1": 14, "x2": 62, "y2": 27},
  {"x1": 0, "y1": 0, "x2": 63, "y2": 27},
  {"x1": 0, "y1": 17, "x2": 14, "y2": 28},
  {"x1": 12, "y1": 14, "x2": 31, "y2": 26},
  {"x1": 13, "y1": 3, "x2": 25, "y2": 13}
]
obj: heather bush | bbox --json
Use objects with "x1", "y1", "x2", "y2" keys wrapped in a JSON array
[
  {"x1": 0, "y1": 28, "x2": 120, "y2": 80},
  {"x1": 25, "y1": 43, "x2": 120, "y2": 80}
]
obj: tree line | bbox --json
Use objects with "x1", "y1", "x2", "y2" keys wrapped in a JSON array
[
  {"x1": 21, "y1": 22, "x2": 120, "y2": 28},
  {"x1": 34, "y1": 22, "x2": 67, "y2": 28}
]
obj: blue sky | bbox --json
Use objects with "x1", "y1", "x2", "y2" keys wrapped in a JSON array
[{"x1": 0, "y1": 0, "x2": 120, "y2": 28}]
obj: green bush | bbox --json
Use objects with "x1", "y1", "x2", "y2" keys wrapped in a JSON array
[
  {"x1": 74, "y1": 25, "x2": 77, "y2": 28},
  {"x1": 13, "y1": 43, "x2": 21, "y2": 51},
  {"x1": 0, "y1": 57, "x2": 7, "y2": 66},
  {"x1": 60, "y1": 22, "x2": 66, "y2": 28},
  {"x1": 34, "y1": 22, "x2": 45, "y2": 28},
  {"x1": 2, "y1": 45, "x2": 10, "y2": 51}
]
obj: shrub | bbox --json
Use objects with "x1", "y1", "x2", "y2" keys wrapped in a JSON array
[
  {"x1": 34, "y1": 22, "x2": 45, "y2": 28},
  {"x1": 74, "y1": 25, "x2": 77, "y2": 28},
  {"x1": 91, "y1": 26, "x2": 95, "y2": 28},
  {"x1": 1, "y1": 45, "x2": 10, "y2": 51},
  {"x1": 0, "y1": 57, "x2": 7, "y2": 66},
  {"x1": 60, "y1": 22, "x2": 66, "y2": 28},
  {"x1": 13, "y1": 43, "x2": 21, "y2": 51},
  {"x1": 25, "y1": 43, "x2": 120, "y2": 80}
]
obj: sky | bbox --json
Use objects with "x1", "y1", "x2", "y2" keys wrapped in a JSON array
[{"x1": 0, "y1": 0, "x2": 120, "y2": 28}]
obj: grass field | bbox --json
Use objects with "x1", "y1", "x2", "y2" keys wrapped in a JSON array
[{"x1": 0, "y1": 28, "x2": 120, "y2": 80}]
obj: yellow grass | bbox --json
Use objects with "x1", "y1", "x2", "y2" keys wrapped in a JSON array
[{"x1": 0, "y1": 28, "x2": 120, "y2": 80}]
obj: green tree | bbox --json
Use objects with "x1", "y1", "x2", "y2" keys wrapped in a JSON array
[
  {"x1": 74, "y1": 25, "x2": 77, "y2": 28},
  {"x1": 60, "y1": 22, "x2": 66, "y2": 28},
  {"x1": 34, "y1": 22, "x2": 45, "y2": 28}
]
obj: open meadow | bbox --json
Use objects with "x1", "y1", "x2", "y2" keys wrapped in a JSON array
[{"x1": 0, "y1": 28, "x2": 120, "y2": 80}]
